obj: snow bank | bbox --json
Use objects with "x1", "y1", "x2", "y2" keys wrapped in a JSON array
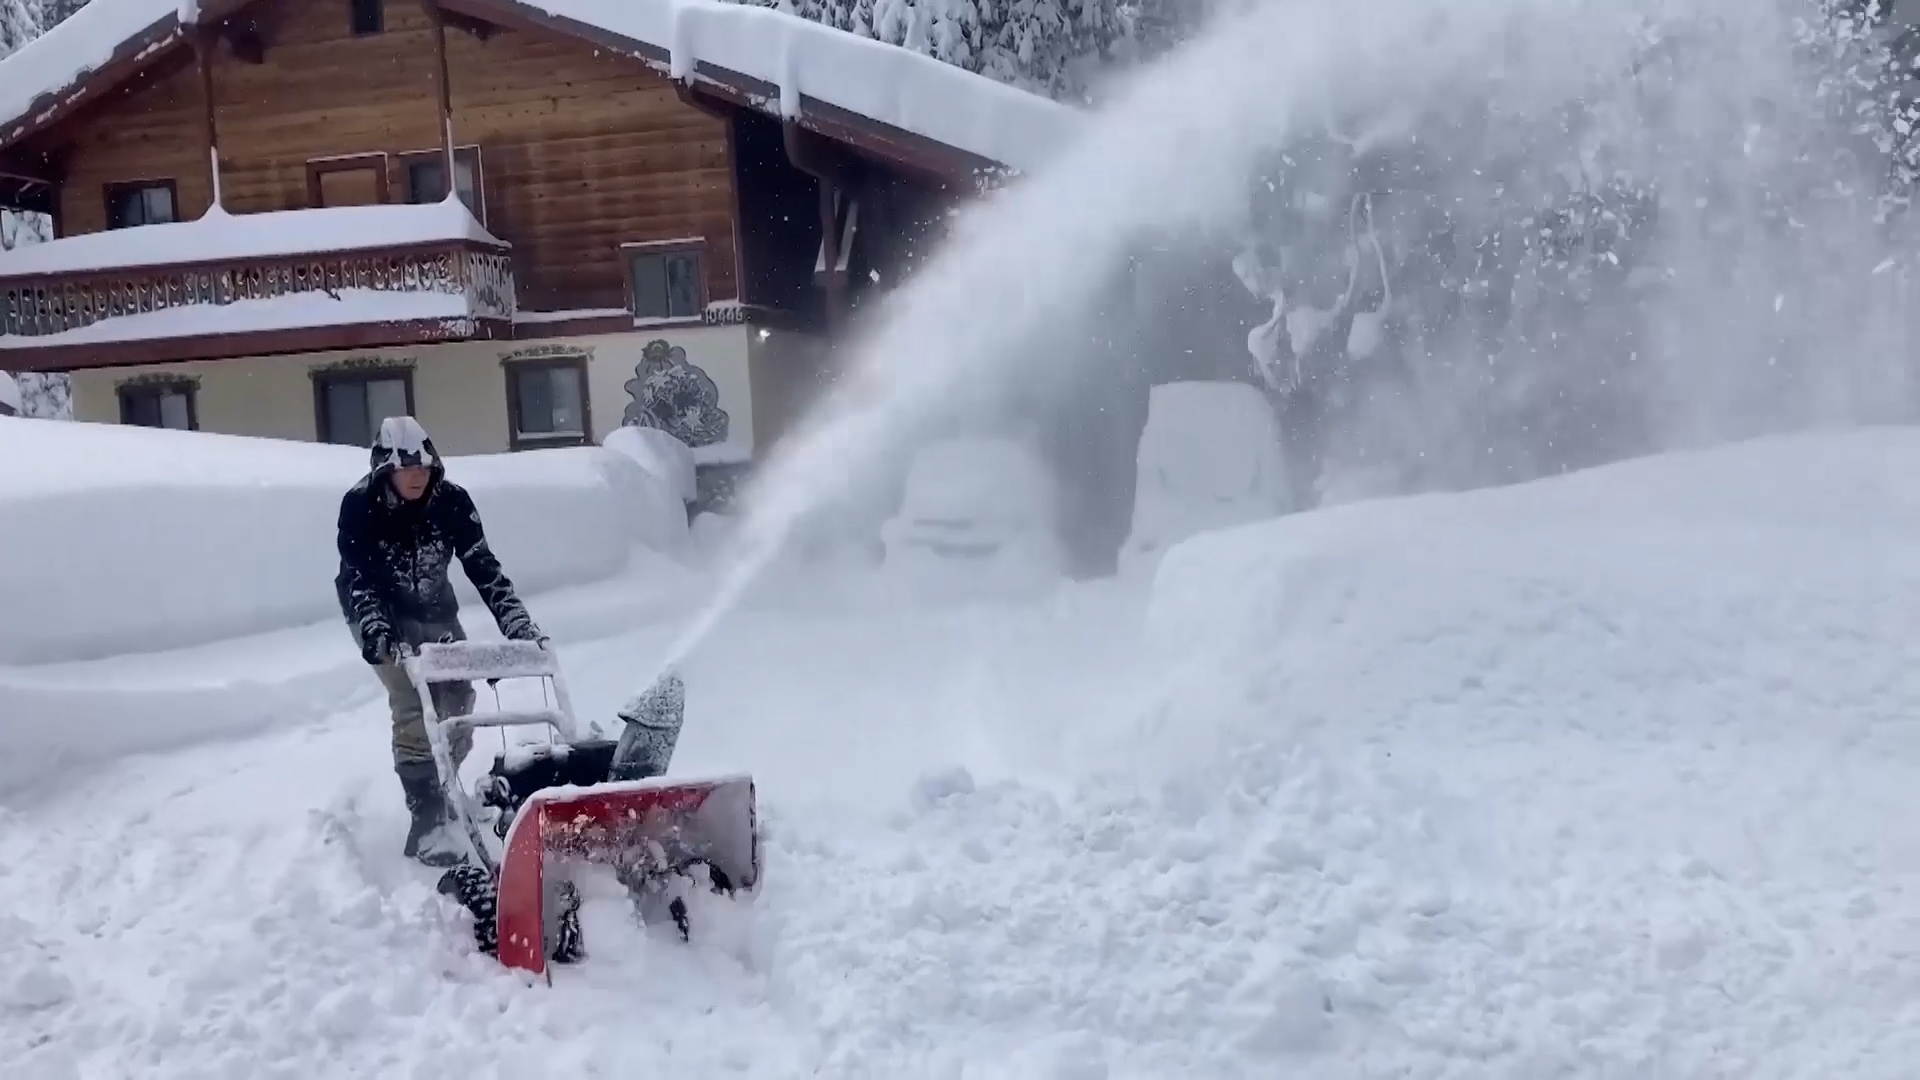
[
  {"x1": 0, "y1": 201, "x2": 502, "y2": 278},
  {"x1": 1118, "y1": 381, "x2": 1291, "y2": 574},
  {"x1": 1146, "y1": 426, "x2": 1920, "y2": 757},
  {"x1": 879, "y1": 436, "x2": 1066, "y2": 600},
  {"x1": 1112, "y1": 428, "x2": 1920, "y2": 1070},
  {"x1": 0, "y1": 548, "x2": 702, "y2": 798},
  {"x1": 0, "y1": 419, "x2": 687, "y2": 665},
  {"x1": 531, "y1": 0, "x2": 1077, "y2": 173}
]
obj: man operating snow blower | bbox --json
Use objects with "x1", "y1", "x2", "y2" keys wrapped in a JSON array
[{"x1": 334, "y1": 416, "x2": 546, "y2": 867}]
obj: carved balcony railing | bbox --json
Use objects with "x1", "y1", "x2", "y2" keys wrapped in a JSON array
[{"x1": 0, "y1": 237, "x2": 517, "y2": 342}]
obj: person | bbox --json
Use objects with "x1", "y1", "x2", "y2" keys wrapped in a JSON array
[{"x1": 335, "y1": 416, "x2": 545, "y2": 866}]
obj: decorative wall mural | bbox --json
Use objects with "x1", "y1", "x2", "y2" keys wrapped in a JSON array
[{"x1": 622, "y1": 338, "x2": 730, "y2": 448}]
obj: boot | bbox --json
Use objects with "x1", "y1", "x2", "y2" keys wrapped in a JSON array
[{"x1": 396, "y1": 762, "x2": 466, "y2": 868}]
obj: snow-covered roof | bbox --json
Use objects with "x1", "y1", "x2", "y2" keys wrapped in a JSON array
[
  {"x1": 0, "y1": 287, "x2": 475, "y2": 348},
  {"x1": 0, "y1": 0, "x2": 202, "y2": 145},
  {"x1": 0, "y1": 199, "x2": 504, "y2": 278},
  {"x1": 0, "y1": 0, "x2": 1078, "y2": 177},
  {"x1": 520, "y1": 0, "x2": 1078, "y2": 175}
]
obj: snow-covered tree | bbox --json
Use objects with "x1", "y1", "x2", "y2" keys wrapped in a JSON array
[
  {"x1": 2, "y1": 0, "x2": 73, "y2": 420},
  {"x1": 0, "y1": 0, "x2": 38, "y2": 53},
  {"x1": 10, "y1": 372, "x2": 71, "y2": 418},
  {"x1": 1226, "y1": 1, "x2": 1920, "y2": 508},
  {"x1": 728, "y1": 0, "x2": 1141, "y2": 100}
]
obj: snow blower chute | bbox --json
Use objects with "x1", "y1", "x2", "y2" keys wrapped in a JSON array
[{"x1": 399, "y1": 639, "x2": 760, "y2": 978}]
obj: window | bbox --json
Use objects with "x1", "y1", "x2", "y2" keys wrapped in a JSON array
[
  {"x1": 119, "y1": 381, "x2": 196, "y2": 430},
  {"x1": 400, "y1": 147, "x2": 484, "y2": 223},
  {"x1": 624, "y1": 242, "x2": 705, "y2": 321},
  {"x1": 350, "y1": 0, "x2": 383, "y2": 35},
  {"x1": 306, "y1": 154, "x2": 389, "y2": 209},
  {"x1": 505, "y1": 357, "x2": 590, "y2": 450},
  {"x1": 104, "y1": 181, "x2": 177, "y2": 230},
  {"x1": 314, "y1": 368, "x2": 413, "y2": 447}
]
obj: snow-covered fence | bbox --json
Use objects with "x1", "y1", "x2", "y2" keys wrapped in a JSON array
[{"x1": 0, "y1": 420, "x2": 686, "y2": 665}]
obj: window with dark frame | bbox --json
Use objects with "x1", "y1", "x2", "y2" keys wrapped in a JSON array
[
  {"x1": 350, "y1": 0, "x2": 384, "y2": 35},
  {"x1": 118, "y1": 381, "x2": 196, "y2": 430},
  {"x1": 314, "y1": 368, "x2": 413, "y2": 447},
  {"x1": 401, "y1": 147, "x2": 484, "y2": 223},
  {"x1": 624, "y1": 244, "x2": 704, "y2": 321},
  {"x1": 105, "y1": 181, "x2": 177, "y2": 230},
  {"x1": 505, "y1": 357, "x2": 590, "y2": 450}
]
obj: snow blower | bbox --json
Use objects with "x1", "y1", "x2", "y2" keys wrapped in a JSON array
[{"x1": 399, "y1": 639, "x2": 760, "y2": 979}]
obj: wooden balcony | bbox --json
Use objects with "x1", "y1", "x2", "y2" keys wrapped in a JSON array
[{"x1": 0, "y1": 203, "x2": 518, "y2": 371}]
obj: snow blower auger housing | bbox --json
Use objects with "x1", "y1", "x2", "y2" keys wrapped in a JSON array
[{"x1": 400, "y1": 639, "x2": 761, "y2": 978}]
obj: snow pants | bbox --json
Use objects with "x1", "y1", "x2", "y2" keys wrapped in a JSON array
[{"x1": 352, "y1": 616, "x2": 477, "y2": 770}]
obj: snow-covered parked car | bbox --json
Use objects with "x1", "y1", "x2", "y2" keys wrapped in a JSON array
[
  {"x1": 1118, "y1": 381, "x2": 1292, "y2": 575},
  {"x1": 0, "y1": 372, "x2": 20, "y2": 417},
  {"x1": 880, "y1": 436, "x2": 1066, "y2": 600},
  {"x1": 602, "y1": 424, "x2": 698, "y2": 504}
]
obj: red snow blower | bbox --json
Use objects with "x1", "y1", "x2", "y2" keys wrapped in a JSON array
[{"x1": 399, "y1": 639, "x2": 760, "y2": 979}]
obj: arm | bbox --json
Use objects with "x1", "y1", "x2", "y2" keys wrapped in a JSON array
[
  {"x1": 446, "y1": 487, "x2": 543, "y2": 641},
  {"x1": 337, "y1": 494, "x2": 395, "y2": 653}
]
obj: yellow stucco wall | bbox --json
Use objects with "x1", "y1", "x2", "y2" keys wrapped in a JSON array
[{"x1": 70, "y1": 325, "x2": 763, "y2": 457}]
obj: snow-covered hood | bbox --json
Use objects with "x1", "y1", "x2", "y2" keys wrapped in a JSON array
[{"x1": 368, "y1": 416, "x2": 446, "y2": 496}]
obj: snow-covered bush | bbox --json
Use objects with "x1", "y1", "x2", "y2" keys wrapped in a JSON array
[
  {"x1": 1118, "y1": 381, "x2": 1289, "y2": 575},
  {"x1": 880, "y1": 436, "x2": 1066, "y2": 599},
  {"x1": 1, "y1": 372, "x2": 71, "y2": 419},
  {"x1": 0, "y1": 423, "x2": 686, "y2": 665}
]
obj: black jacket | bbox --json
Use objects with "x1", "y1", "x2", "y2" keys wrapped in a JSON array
[{"x1": 334, "y1": 460, "x2": 540, "y2": 651}]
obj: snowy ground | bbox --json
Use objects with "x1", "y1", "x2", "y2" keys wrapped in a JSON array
[{"x1": 7, "y1": 429, "x2": 1920, "y2": 1078}]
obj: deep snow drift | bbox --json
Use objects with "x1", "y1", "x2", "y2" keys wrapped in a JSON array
[
  {"x1": 5, "y1": 428, "x2": 1920, "y2": 1077},
  {"x1": 0, "y1": 419, "x2": 687, "y2": 665}
]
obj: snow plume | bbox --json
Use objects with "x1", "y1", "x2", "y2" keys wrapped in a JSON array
[
  {"x1": 668, "y1": 0, "x2": 1920, "y2": 668},
  {"x1": 660, "y1": 0, "x2": 1651, "y2": 666},
  {"x1": 1225, "y1": 0, "x2": 1920, "y2": 502}
]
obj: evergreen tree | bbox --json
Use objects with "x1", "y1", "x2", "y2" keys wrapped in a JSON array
[
  {"x1": 728, "y1": 0, "x2": 1139, "y2": 100},
  {"x1": 1, "y1": 0, "x2": 71, "y2": 420},
  {"x1": 0, "y1": 0, "x2": 39, "y2": 55},
  {"x1": 1229, "y1": 2, "x2": 1918, "y2": 507}
]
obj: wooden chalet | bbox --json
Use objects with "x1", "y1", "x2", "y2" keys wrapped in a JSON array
[{"x1": 0, "y1": 0, "x2": 1070, "y2": 459}]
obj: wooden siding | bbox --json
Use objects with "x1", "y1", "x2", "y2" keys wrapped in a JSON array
[{"x1": 34, "y1": 0, "x2": 738, "y2": 312}]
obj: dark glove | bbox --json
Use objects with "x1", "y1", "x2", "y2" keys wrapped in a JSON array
[{"x1": 361, "y1": 630, "x2": 394, "y2": 666}]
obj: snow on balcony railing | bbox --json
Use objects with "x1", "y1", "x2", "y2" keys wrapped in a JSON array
[{"x1": 0, "y1": 201, "x2": 515, "y2": 344}]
